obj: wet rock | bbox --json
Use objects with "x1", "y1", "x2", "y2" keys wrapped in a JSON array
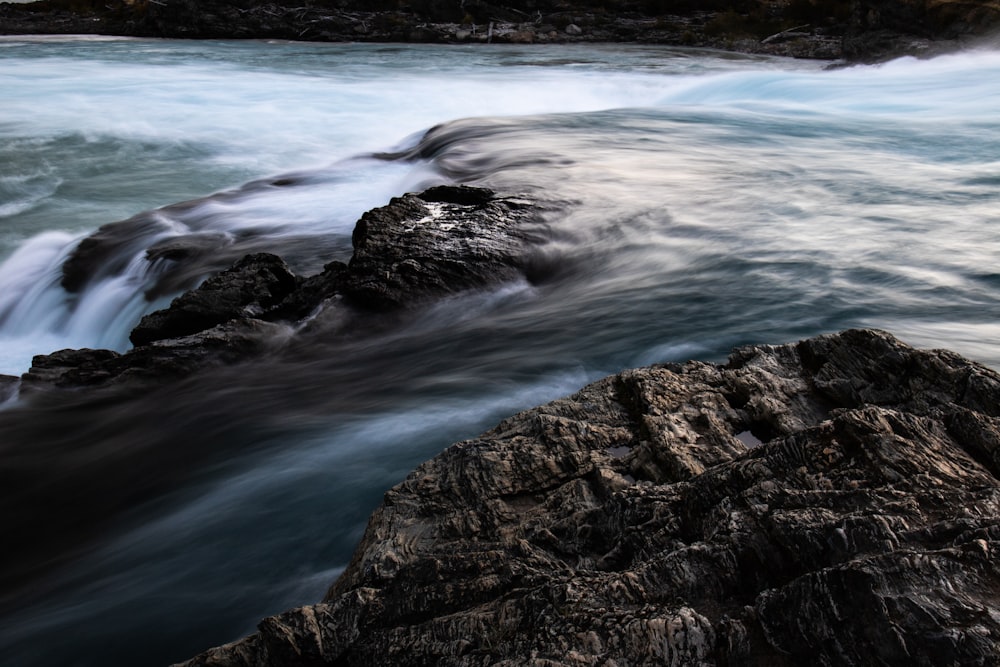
[
  {"x1": 21, "y1": 348, "x2": 125, "y2": 390},
  {"x1": 178, "y1": 329, "x2": 1000, "y2": 666},
  {"x1": 130, "y1": 253, "x2": 298, "y2": 346},
  {"x1": 24, "y1": 186, "x2": 543, "y2": 391},
  {"x1": 61, "y1": 214, "x2": 170, "y2": 293},
  {"x1": 341, "y1": 186, "x2": 540, "y2": 311},
  {"x1": 21, "y1": 321, "x2": 287, "y2": 393}
]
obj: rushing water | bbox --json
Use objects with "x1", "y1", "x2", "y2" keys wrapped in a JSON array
[{"x1": 2, "y1": 36, "x2": 1000, "y2": 666}]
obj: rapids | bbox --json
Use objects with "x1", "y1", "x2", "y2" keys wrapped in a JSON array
[{"x1": 1, "y1": 37, "x2": 999, "y2": 666}]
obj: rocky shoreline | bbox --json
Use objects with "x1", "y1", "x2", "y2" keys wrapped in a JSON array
[
  {"x1": 2, "y1": 0, "x2": 1000, "y2": 62},
  {"x1": 178, "y1": 327, "x2": 1000, "y2": 665}
]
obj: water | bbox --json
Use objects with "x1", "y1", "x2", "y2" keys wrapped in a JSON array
[{"x1": 1, "y1": 37, "x2": 999, "y2": 666}]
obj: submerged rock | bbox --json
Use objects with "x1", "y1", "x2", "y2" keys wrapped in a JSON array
[{"x1": 179, "y1": 328, "x2": 1000, "y2": 666}]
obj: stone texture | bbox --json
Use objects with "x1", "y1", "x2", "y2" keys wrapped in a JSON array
[
  {"x1": 178, "y1": 328, "x2": 1000, "y2": 666},
  {"x1": 23, "y1": 186, "x2": 543, "y2": 391},
  {"x1": 342, "y1": 186, "x2": 539, "y2": 311},
  {"x1": 129, "y1": 253, "x2": 298, "y2": 346}
]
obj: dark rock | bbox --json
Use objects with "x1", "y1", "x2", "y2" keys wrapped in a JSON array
[
  {"x1": 25, "y1": 186, "x2": 543, "y2": 391},
  {"x1": 117, "y1": 319, "x2": 289, "y2": 383},
  {"x1": 341, "y1": 186, "x2": 539, "y2": 311},
  {"x1": 21, "y1": 321, "x2": 286, "y2": 394},
  {"x1": 263, "y1": 260, "x2": 348, "y2": 322},
  {"x1": 22, "y1": 348, "x2": 124, "y2": 390},
  {"x1": 418, "y1": 184, "x2": 496, "y2": 207},
  {"x1": 6, "y1": 0, "x2": 999, "y2": 61},
  {"x1": 61, "y1": 214, "x2": 170, "y2": 293},
  {"x1": 178, "y1": 329, "x2": 1000, "y2": 666},
  {"x1": 130, "y1": 253, "x2": 298, "y2": 346}
]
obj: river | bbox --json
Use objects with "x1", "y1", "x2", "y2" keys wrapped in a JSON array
[{"x1": 1, "y1": 36, "x2": 999, "y2": 666}]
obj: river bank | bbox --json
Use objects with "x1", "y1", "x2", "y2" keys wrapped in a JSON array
[{"x1": 2, "y1": 0, "x2": 999, "y2": 62}]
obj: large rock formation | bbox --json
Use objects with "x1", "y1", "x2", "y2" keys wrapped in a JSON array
[
  {"x1": 180, "y1": 328, "x2": 1000, "y2": 666},
  {"x1": 22, "y1": 185, "x2": 542, "y2": 392}
]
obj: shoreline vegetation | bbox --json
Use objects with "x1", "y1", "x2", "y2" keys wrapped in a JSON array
[{"x1": 1, "y1": 0, "x2": 1000, "y2": 62}]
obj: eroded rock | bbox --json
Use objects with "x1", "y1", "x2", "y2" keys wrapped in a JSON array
[{"x1": 178, "y1": 328, "x2": 1000, "y2": 666}]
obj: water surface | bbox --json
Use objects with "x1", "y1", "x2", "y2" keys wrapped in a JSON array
[{"x1": 1, "y1": 38, "x2": 999, "y2": 666}]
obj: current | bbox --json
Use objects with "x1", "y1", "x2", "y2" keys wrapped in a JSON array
[{"x1": 1, "y1": 36, "x2": 999, "y2": 666}]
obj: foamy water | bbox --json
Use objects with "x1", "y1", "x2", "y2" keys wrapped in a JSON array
[{"x1": 1, "y1": 38, "x2": 1000, "y2": 667}]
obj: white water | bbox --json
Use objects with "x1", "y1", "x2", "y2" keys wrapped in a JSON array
[
  {"x1": 2, "y1": 37, "x2": 1000, "y2": 667},
  {"x1": 0, "y1": 37, "x2": 823, "y2": 373}
]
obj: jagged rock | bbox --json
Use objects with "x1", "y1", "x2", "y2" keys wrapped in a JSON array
[
  {"x1": 60, "y1": 213, "x2": 169, "y2": 293},
  {"x1": 21, "y1": 348, "x2": 125, "y2": 389},
  {"x1": 130, "y1": 253, "x2": 298, "y2": 346},
  {"x1": 24, "y1": 186, "x2": 543, "y2": 391},
  {"x1": 342, "y1": 186, "x2": 540, "y2": 311},
  {"x1": 178, "y1": 329, "x2": 1000, "y2": 666}
]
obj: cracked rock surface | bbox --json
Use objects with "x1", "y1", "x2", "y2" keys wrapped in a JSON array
[{"x1": 179, "y1": 328, "x2": 1000, "y2": 666}]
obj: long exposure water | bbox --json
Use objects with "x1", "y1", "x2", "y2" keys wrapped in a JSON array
[{"x1": 2, "y1": 36, "x2": 1000, "y2": 666}]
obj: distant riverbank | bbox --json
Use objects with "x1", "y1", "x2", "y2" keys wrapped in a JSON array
[{"x1": 2, "y1": 0, "x2": 999, "y2": 62}]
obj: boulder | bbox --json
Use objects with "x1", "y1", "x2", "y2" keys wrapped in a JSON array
[
  {"x1": 178, "y1": 328, "x2": 1000, "y2": 666},
  {"x1": 342, "y1": 186, "x2": 540, "y2": 311}
]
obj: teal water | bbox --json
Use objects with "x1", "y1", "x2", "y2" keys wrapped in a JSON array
[{"x1": 1, "y1": 37, "x2": 999, "y2": 666}]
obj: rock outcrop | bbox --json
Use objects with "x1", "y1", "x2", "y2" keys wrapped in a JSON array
[
  {"x1": 179, "y1": 328, "x2": 1000, "y2": 666},
  {"x1": 21, "y1": 186, "x2": 544, "y2": 392}
]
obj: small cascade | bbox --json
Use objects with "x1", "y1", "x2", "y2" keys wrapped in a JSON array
[{"x1": 0, "y1": 156, "x2": 422, "y2": 375}]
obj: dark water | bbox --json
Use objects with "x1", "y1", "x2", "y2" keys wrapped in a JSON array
[{"x1": 2, "y1": 38, "x2": 1000, "y2": 666}]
